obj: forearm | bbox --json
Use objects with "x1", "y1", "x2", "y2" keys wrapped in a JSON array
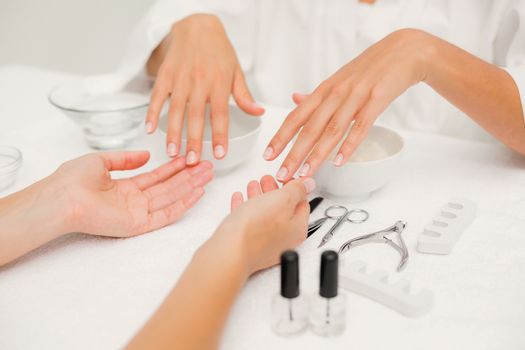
[
  {"x1": 127, "y1": 230, "x2": 249, "y2": 350},
  {"x1": 0, "y1": 178, "x2": 70, "y2": 266},
  {"x1": 422, "y1": 32, "x2": 525, "y2": 154}
]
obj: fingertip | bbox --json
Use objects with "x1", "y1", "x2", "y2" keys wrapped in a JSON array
[
  {"x1": 230, "y1": 191, "x2": 244, "y2": 211},
  {"x1": 186, "y1": 150, "x2": 199, "y2": 165},
  {"x1": 213, "y1": 144, "x2": 226, "y2": 159},
  {"x1": 300, "y1": 177, "x2": 316, "y2": 194},
  {"x1": 167, "y1": 143, "x2": 178, "y2": 157},
  {"x1": 292, "y1": 92, "x2": 308, "y2": 105},
  {"x1": 145, "y1": 121, "x2": 155, "y2": 134},
  {"x1": 333, "y1": 153, "x2": 344, "y2": 167},
  {"x1": 200, "y1": 160, "x2": 214, "y2": 169},
  {"x1": 263, "y1": 146, "x2": 274, "y2": 161},
  {"x1": 237, "y1": 98, "x2": 265, "y2": 116}
]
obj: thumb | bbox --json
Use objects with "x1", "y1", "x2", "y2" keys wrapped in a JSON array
[
  {"x1": 99, "y1": 151, "x2": 150, "y2": 171},
  {"x1": 282, "y1": 177, "x2": 316, "y2": 205},
  {"x1": 292, "y1": 92, "x2": 309, "y2": 105},
  {"x1": 232, "y1": 66, "x2": 265, "y2": 116}
]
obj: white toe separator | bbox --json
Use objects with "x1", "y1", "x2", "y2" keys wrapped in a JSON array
[
  {"x1": 417, "y1": 198, "x2": 477, "y2": 255},
  {"x1": 340, "y1": 261, "x2": 434, "y2": 317}
]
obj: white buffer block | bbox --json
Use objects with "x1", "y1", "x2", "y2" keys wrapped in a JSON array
[
  {"x1": 417, "y1": 198, "x2": 477, "y2": 255},
  {"x1": 340, "y1": 261, "x2": 434, "y2": 317}
]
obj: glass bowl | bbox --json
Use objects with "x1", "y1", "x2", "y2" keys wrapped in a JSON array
[
  {"x1": 48, "y1": 75, "x2": 152, "y2": 149},
  {"x1": 0, "y1": 146, "x2": 22, "y2": 192}
]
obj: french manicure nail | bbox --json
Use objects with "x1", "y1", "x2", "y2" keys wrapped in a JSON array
[
  {"x1": 145, "y1": 122, "x2": 154, "y2": 134},
  {"x1": 263, "y1": 146, "x2": 274, "y2": 160},
  {"x1": 333, "y1": 153, "x2": 344, "y2": 167},
  {"x1": 276, "y1": 166, "x2": 288, "y2": 181},
  {"x1": 298, "y1": 163, "x2": 310, "y2": 177},
  {"x1": 214, "y1": 145, "x2": 225, "y2": 159},
  {"x1": 301, "y1": 177, "x2": 316, "y2": 193},
  {"x1": 167, "y1": 143, "x2": 178, "y2": 157},
  {"x1": 186, "y1": 151, "x2": 197, "y2": 164},
  {"x1": 250, "y1": 101, "x2": 264, "y2": 110}
]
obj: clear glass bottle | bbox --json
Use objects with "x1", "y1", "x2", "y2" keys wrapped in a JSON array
[
  {"x1": 272, "y1": 294, "x2": 308, "y2": 335},
  {"x1": 309, "y1": 293, "x2": 346, "y2": 336},
  {"x1": 309, "y1": 250, "x2": 346, "y2": 336},
  {"x1": 271, "y1": 250, "x2": 308, "y2": 336}
]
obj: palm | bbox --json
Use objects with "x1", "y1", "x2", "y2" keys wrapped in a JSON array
[{"x1": 58, "y1": 152, "x2": 213, "y2": 237}]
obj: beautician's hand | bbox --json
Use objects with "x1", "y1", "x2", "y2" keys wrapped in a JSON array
[
  {"x1": 265, "y1": 29, "x2": 430, "y2": 182},
  {"x1": 53, "y1": 151, "x2": 213, "y2": 236},
  {"x1": 210, "y1": 176, "x2": 315, "y2": 274},
  {"x1": 127, "y1": 176, "x2": 313, "y2": 350},
  {"x1": 145, "y1": 14, "x2": 264, "y2": 164}
]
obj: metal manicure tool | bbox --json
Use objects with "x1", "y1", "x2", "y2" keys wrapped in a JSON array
[
  {"x1": 308, "y1": 205, "x2": 370, "y2": 247},
  {"x1": 338, "y1": 220, "x2": 409, "y2": 272}
]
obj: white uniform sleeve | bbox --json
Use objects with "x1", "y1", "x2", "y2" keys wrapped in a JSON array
[
  {"x1": 115, "y1": 0, "x2": 256, "y2": 81},
  {"x1": 496, "y1": 1, "x2": 525, "y2": 123}
]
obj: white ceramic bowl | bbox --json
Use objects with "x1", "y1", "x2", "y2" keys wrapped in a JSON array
[
  {"x1": 49, "y1": 75, "x2": 151, "y2": 149},
  {"x1": 313, "y1": 125, "x2": 404, "y2": 201},
  {"x1": 0, "y1": 145, "x2": 22, "y2": 192},
  {"x1": 158, "y1": 105, "x2": 262, "y2": 171}
]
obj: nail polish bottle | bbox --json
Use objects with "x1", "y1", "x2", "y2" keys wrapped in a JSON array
[
  {"x1": 310, "y1": 250, "x2": 346, "y2": 336},
  {"x1": 272, "y1": 250, "x2": 308, "y2": 336}
]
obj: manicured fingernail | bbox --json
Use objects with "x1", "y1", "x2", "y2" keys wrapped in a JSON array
[
  {"x1": 333, "y1": 153, "x2": 344, "y2": 166},
  {"x1": 214, "y1": 145, "x2": 225, "y2": 159},
  {"x1": 263, "y1": 146, "x2": 274, "y2": 160},
  {"x1": 298, "y1": 163, "x2": 310, "y2": 177},
  {"x1": 167, "y1": 143, "x2": 178, "y2": 157},
  {"x1": 276, "y1": 166, "x2": 288, "y2": 181},
  {"x1": 301, "y1": 177, "x2": 316, "y2": 193},
  {"x1": 145, "y1": 122, "x2": 154, "y2": 134},
  {"x1": 250, "y1": 101, "x2": 264, "y2": 110},
  {"x1": 186, "y1": 151, "x2": 198, "y2": 164}
]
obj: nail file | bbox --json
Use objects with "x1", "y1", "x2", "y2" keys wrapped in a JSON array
[
  {"x1": 339, "y1": 261, "x2": 434, "y2": 317},
  {"x1": 417, "y1": 198, "x2": 476, "y2": 255}
]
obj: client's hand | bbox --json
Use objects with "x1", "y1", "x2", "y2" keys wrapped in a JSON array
[
  {"x1": 51, "y1": 151, "x2": 213, "y2": 236},
  {"x1": 210, "y1": 176, "x2": 315, "y2": 275},
  {"x1": 0, "y1": 151, "x2": 213, "y2": 266}
]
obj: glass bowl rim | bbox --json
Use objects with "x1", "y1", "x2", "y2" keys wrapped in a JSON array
[
  {"x1": 0, "y1": 145, "x2": 22, "y2": 172},
  {"x1": 48, "y1": 79, "x2": 150, "y2": 114}
]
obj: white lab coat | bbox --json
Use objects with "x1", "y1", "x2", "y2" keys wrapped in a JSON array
[{"x1": 119, "y1": 0, "x2": 525, "y2": 143}]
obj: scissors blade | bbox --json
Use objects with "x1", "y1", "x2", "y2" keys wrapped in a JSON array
[{"x1": 317, "y1": 234, "x2": 331, "y2": 248}]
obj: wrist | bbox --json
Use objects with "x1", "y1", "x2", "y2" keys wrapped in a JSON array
[
  {"x1": 408, "y1": 29, "x2": 440, "y2": 83},
  {"x1": 198, "y1": 220, "x2": 253, "y2": 278},
  {"x1": 390, "y1": 28, "x2": 439, "y2": 83},
  {"x1": 0, "y1": 177, "x2": 73, "y2": 265},
  {"x1": 174, "y1": 13, "x2": 223, "y2": 33}
]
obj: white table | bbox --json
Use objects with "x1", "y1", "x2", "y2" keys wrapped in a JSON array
[{"x1": 1, "y1": 65, "x2": 524, "y2": 350}]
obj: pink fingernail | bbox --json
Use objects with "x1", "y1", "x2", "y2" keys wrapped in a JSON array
[
  {"x1": 276, "y1": 166, "x2": 288, "y2": 181},
  {"x1": 167, "y1": 143, "x2": 178, "y2": 157},
  {"x1": 186, "y1": 151, "x2": 198, "y2": 164},
  {"x1": 298, "y1": 163, "x2": 310, "y2": 177},
  {"x1": 301, "y1": 177, "x2": 316, "y2": 193},
  {"x1": 145, "y1": 122, "x2": 154, "y2": 134},
  {"x1": 250, "y1": 101, "x2": 264, "y2": 110},
  {"x1": 214, "y1": 145, "x2": 226, "y2": 159},
  {"x1": 333, "y1": 153, "x2": 344, "y2": 167},
  {"x1": 263, "y1": 146, "x2": 274, "y2": 160}
]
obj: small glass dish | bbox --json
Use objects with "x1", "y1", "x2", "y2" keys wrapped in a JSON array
[
  {"x1": 0, "y1": 146, "x2": 22, "y2": 192},
  {"x1": 48, "y1": 75, "x2": 152, "y2": 149}
]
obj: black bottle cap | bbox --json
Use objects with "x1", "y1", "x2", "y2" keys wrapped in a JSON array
[
  {"x1": 320, "y1": 250, "x2": 339, "y2": 298},
  {"x1": 280, "y1": 250, "x2": 300, "y2": 299}
]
